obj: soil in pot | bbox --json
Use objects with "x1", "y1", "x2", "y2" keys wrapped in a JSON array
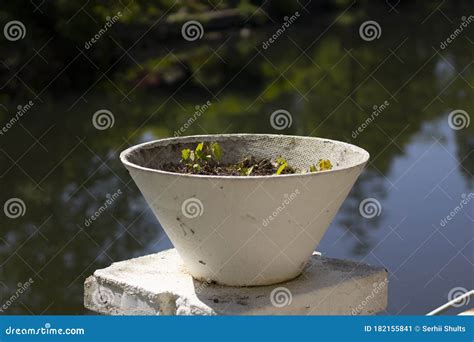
[{"x1": 161, "y1": 142, "x2": 333, "y2": 176}]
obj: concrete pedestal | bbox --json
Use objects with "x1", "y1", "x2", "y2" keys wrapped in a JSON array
[{"x1": 84, "y1": 249, "x2": 388, "y2": 315}]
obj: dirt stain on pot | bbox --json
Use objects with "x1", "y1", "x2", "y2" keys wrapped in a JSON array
[
  {"x1": 176, "y1": 217, "x2": 195, "y2": 236},
  {"x1": 241, "y1": 214, "x2": 257, "y2": 222}
]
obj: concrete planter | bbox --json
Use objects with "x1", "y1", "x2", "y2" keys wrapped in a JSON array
[{"x1": 120, "y1": 134, "x2": 369, "y2": 286}]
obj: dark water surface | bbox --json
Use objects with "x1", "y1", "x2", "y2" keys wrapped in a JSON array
[{"x1": 0, "y1": 5, "x2": 472, "y2": 315}]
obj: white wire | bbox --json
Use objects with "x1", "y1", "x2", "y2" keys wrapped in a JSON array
[{"x1": 426, "y1": 290, "x2": 474, "y2": 316}]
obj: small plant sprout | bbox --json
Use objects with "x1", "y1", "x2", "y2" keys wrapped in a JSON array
[
  {"x1": 194, "y1": 142, "x2": 205, "y2": 160},
  {"x1": 238, "y1": 166, "x2": 254, "y2": 176},
  {"x1": 318, "y1": 159, "x2": 332, "y2": 171},
  {"x1": 275, "y1": 157, "x2": 287, "y2": 175},
  {"x1": 172, "y1": 142, "x2": 332, "y2": 176},
  {"x1": 274, "y1": 157, "x2": 297, "y2": 175},
  {"x1": 179, "y1": 142, "x2": 224, "y2": 174},
  {"x1": 181, "y1": 148, "x2": 191, "y2": 161},
  {"x1": 309, "y1": 159, "x2": 333, "y2": 172},
  {"x1": 210, "y1": 142, "x2": 222, "y2": 161}
]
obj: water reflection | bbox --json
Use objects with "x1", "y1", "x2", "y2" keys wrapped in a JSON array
[{"x1": 0, "y1": 4, "x2": 472, "y2": 315}]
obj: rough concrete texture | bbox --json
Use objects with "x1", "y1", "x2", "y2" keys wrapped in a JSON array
[{"x1": 84, "y1": 249, "x2": 388, "y2": 315}]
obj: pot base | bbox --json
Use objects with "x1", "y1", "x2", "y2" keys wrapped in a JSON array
[{"x1": 191, "y1": 269, "x2": 305, "y2": 287}]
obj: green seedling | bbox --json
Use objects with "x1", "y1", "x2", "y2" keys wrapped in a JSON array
[
  {"x1": 211, "y1": 142, "x2": 222, "y2": 161},
  {"x1": 309, "y1": 159, "x2": 333, "y2": 172},
  {"x1": 275, "y1": 157, "x2": 287, "y2": 175},
  {"x1": 274, "y1": 157, "x2": 298, "y2": 175},
  {"x1": 276, "y1": 163, "x2": 287, "y2": 175},
  {"x1": 180, "y1": 142, "x2": 223, "y2": 174},
  {"x1": 194, "y1": 142, "x2": 205, "y2": 160},
  {"x1": 238, "y1": 165, "x2": 254, "y2": 176},
  {"x1": 178, "y1": 142, "x2": 332, "y2": 176},
  {"x1": 181, "y1": 148, "x2": 191, "y2": 161},
  {"x1": 318, "y1": 159, "x2": 332, "y2": 171}
]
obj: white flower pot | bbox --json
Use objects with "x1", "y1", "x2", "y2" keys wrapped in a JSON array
[{"x1": 120, "y1": 134, "x2": 369, "y2": 286}]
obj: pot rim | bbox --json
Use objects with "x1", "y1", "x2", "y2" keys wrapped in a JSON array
[{"x1": 120, "y1": 133, "x2": 370, "y2": 180}]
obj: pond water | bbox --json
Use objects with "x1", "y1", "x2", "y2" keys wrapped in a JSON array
[{"x1": 0, "y1": 5, "x2": 472, "y2": 315}]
